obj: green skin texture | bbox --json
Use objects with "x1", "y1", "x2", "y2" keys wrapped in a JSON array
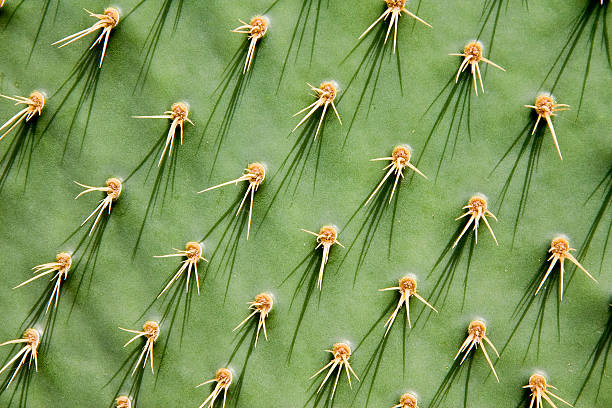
[{"x1": 0, "y1": 0, "x2": 610, "y2": 407}]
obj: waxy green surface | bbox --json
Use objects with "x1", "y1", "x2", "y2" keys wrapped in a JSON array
[{"x1": 0, "y1": 0, "x2": 610, "y2": 406}]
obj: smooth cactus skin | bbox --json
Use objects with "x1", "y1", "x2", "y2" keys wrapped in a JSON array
[{"x1": 0, "y1": 0, "x2": 610, "y2": 407}]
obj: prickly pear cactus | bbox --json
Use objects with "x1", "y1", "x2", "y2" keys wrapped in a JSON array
[{"x1": 0, "y1": 0, "x2": 610, "y2": 407}]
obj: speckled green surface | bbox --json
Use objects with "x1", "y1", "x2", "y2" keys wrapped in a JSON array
[{"x1": 0, "y1": 0, "x2": 610, "y2": 407}]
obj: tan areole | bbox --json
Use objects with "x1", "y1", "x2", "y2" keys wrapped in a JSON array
[
  {"x1": 366, "y1": 145, "x2": 427, "y2": 206},
  {"x1": 132, "y1": 102, "x2": 194, "y2": 166},
  {"x1": 454, "y1": 320, "x2": 500, "y2": 382},
  {"x1": 74, "y1": 177, "x2": 122, "y2": 236},
  {"x1": 524, "y1": 94, "x2": 569, "y2": 160},
  {"x1": 302, "y1": 225, "x2": 344, "y2": 290},
  {"x1": 119, "y1": 321, "x2": 160, "y2": 375},
  {"x1": 233, "y1": 293, "x2": 273, "y2": 346},
  {"x1": 232, "y1": 16, "x2": 268, "y2": 74},
  {"x1": 0, "y1": 91, "x2": 45, "y2": 140},
  {"x1": 293, "y1": 81, "x2": 342, "y2": 139},
  {"x1": 53, "y1": 8, "x2": 120, "y2": 67},
  {"x1": 379, "y1": 276, "x2": 437, "y2": 334},
  {"x1": 450, "y1": 41, "x2": 505, "y2": 95},
  {"x1": 311, "y1": 343, "x2": 360, "y2": 399},
  {"x1": 198, "y1": 163, "x2": 265, "y2": 239},
  {"x1": 535, "y1": 237, "x2": 597, "y2": 300},
  {"x1": 392, "y1": 393, "x2": 420, "y2": 408},
  {"x1": 523, "y1": 374, "x2": 572, "y2": 408},
  {"x1": 359, "y1": 0, "x2": 431, "y2": 53},
  {"x1": 196, "y1": 368, "x2": 232, "y2": 408},
  {"x1": 453, "y1": 195, "x2": 498, "y2": 248},
  {"x1": 14, "y1": 252, "x2": 72, "y2": 313},
  {"x1": 0, "y1": 329, "x2": 41, "y2": 388}
]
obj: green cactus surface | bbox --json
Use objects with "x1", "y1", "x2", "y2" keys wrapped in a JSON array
[{"x1": 0, "y1": 0, "x2": 610, "y2": 407}]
